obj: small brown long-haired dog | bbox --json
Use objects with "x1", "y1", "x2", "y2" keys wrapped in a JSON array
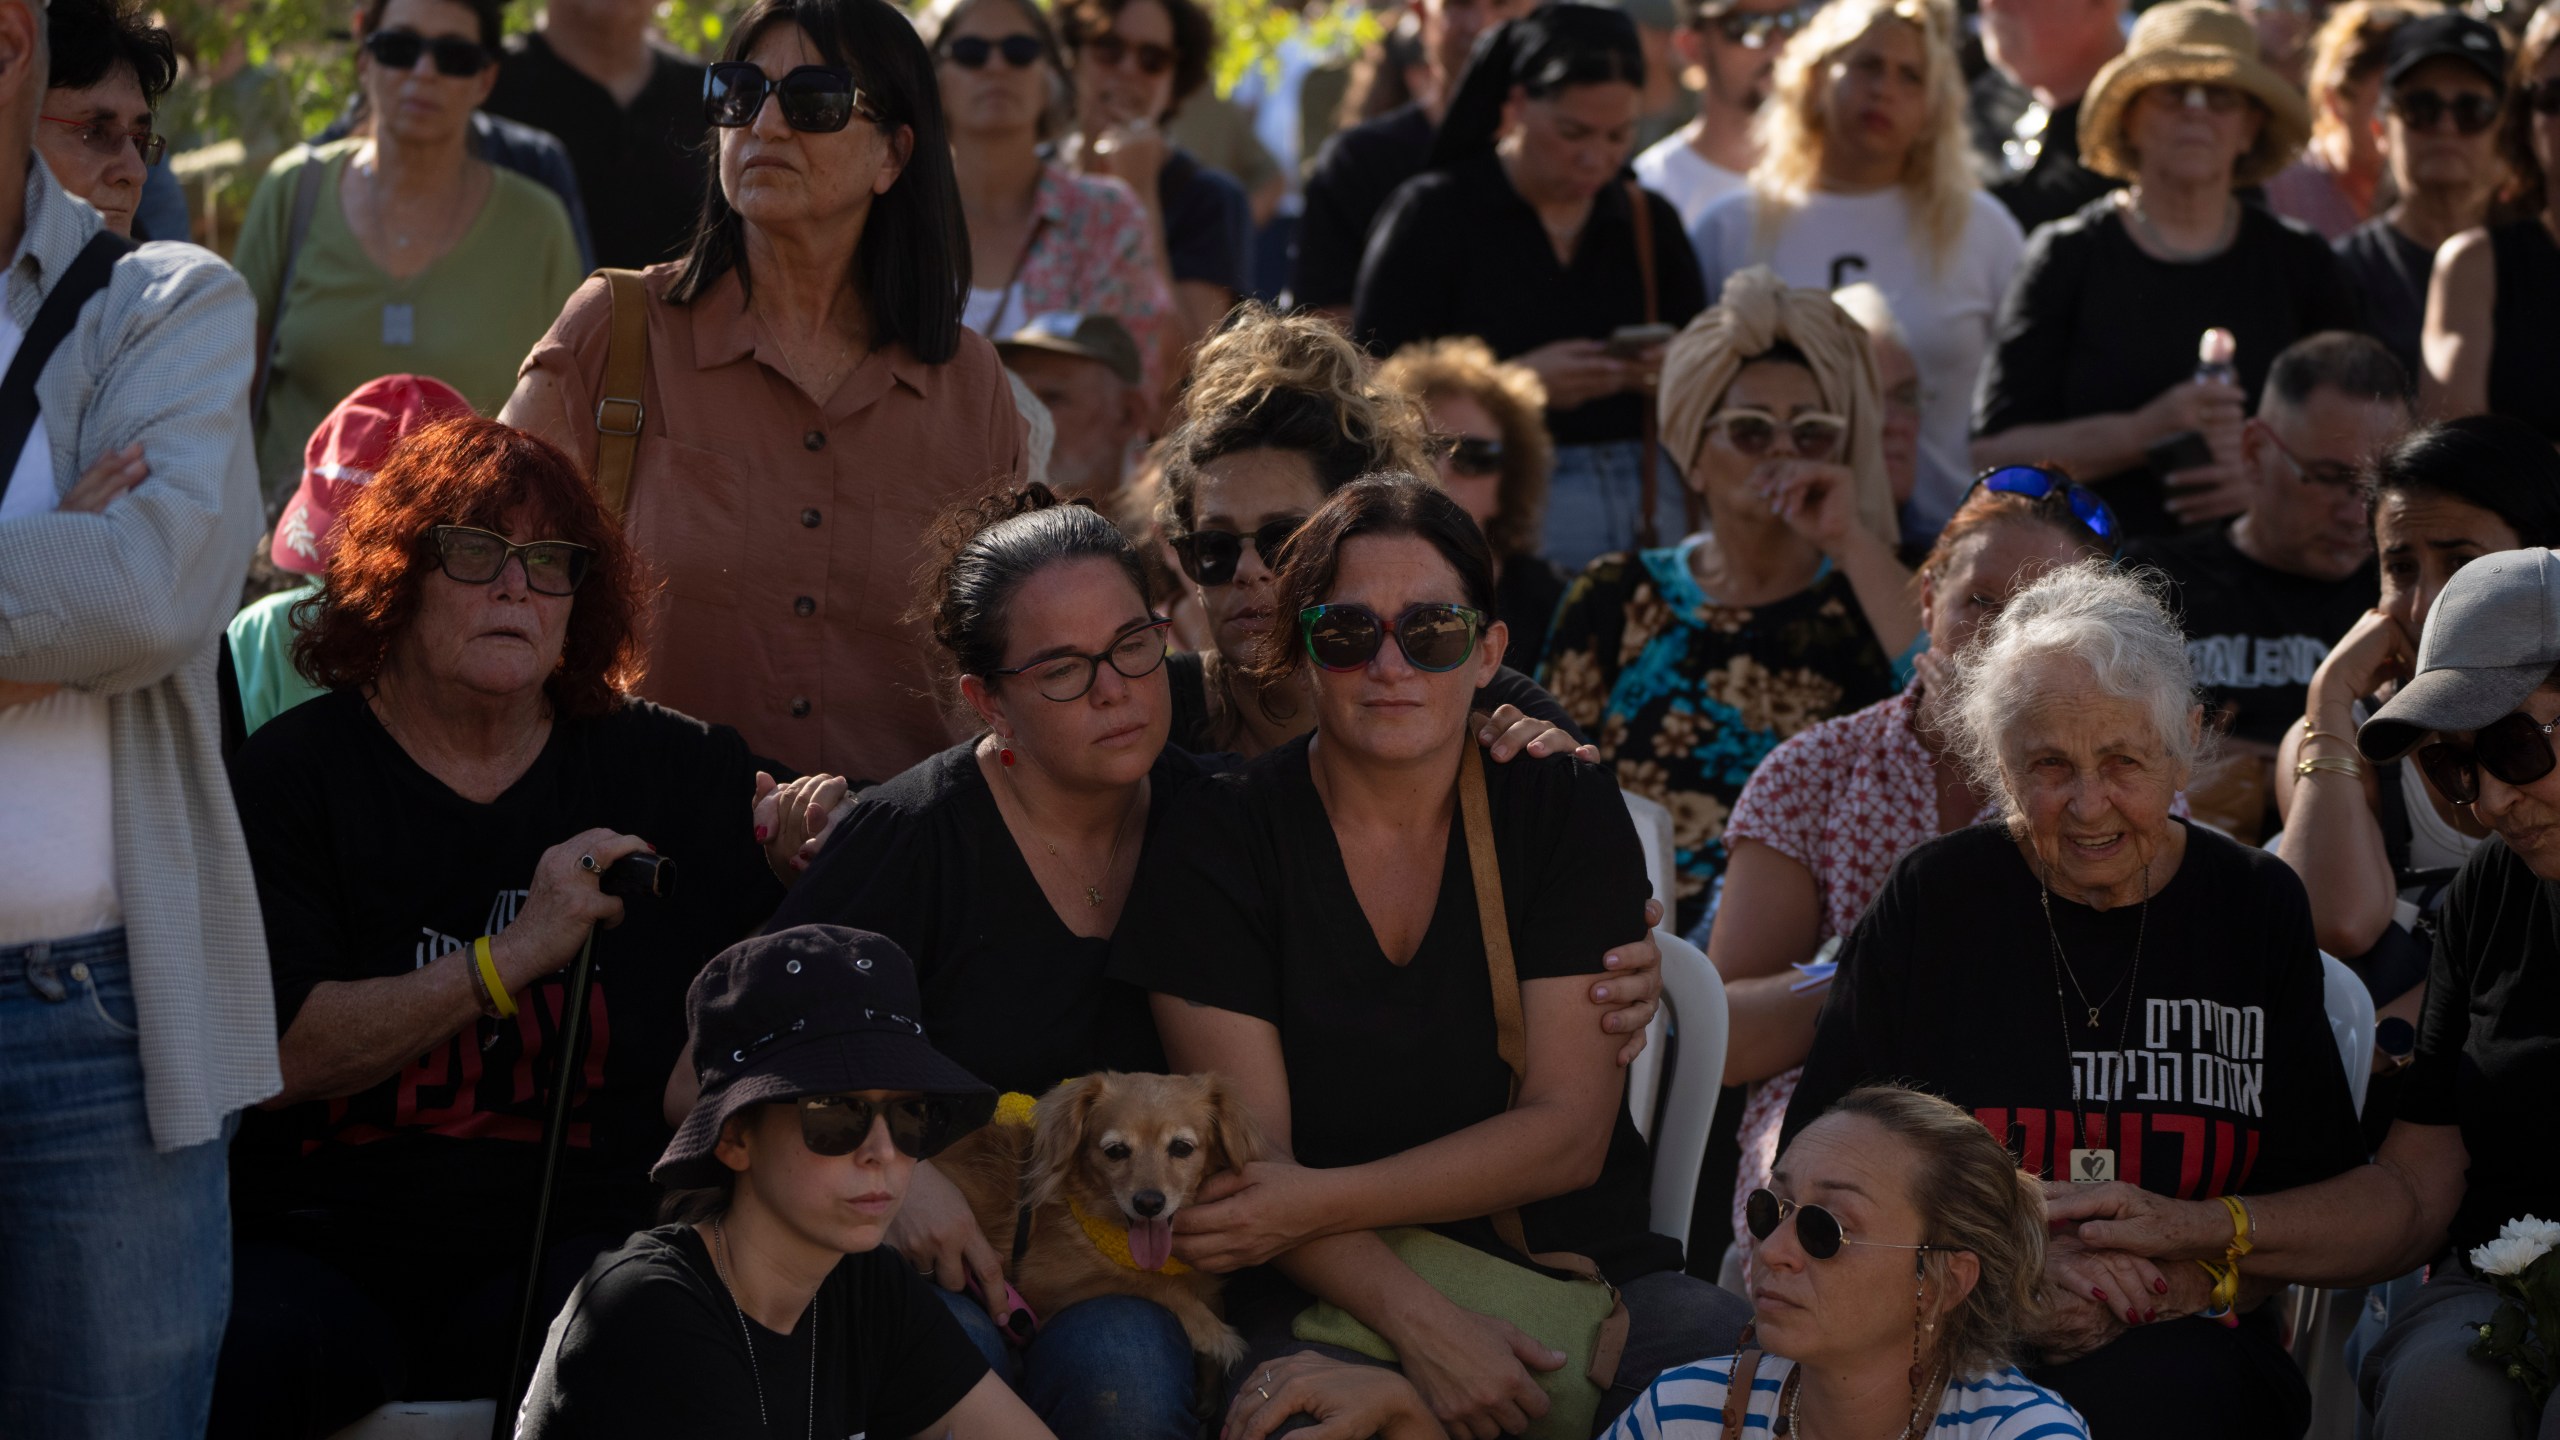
[{"x1": 938, "y1": 1071, "x2": 1264, "y2": 1366}]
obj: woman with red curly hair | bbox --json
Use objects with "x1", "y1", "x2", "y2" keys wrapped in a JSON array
[{"x1": 213, "y1": 417, "x2": 852, "y2": 1436}]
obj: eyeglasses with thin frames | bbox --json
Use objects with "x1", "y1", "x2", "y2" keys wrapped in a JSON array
[
  {"x1": 427, "y1": 525, "x2": 596, "y2": 596},
  {"x1": 2251, "y1": 419, "x2": 2364, "y2": 493},
  {"x1": 39, "y1": 116, "x2": 164, "y2": 166}
]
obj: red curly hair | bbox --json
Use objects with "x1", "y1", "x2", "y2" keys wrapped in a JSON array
[{"x1": 292, "y1": 416, "x2": 648, "y2": 716}]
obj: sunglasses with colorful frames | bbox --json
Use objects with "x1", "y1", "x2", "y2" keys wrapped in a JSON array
[
  {"x1": 1969, "y1": 465, "x2": 2123, "y2": 548},
  {"x1": 1705, "y1": 408, "x2": 1847, "y2": 461},
  {"x1": 1170, "y1": 517, "x2": 1304, "y2": 587},
  {"x1": 1745, "y1": 1188, "x2": 1953, "y2": 1261},
  {"x1": 1300, "y1": 602, "x2": 1486, "y2": 674},
  {"x1": 2415, "y1": 709, "x2": 2560, "y2": 805}
]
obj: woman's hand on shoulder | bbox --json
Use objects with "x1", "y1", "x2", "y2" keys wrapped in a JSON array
[
  {"x1": 1385, "y1": 1301, "x2": 1564, "y2": 1440},
  {"x1": 754, "y1": 770, "x2": 853, "y2": 884},
  {"x1": 1171, "y1": 1159, "x2": 1341, "y2": 1273},
  {"x1": 2040, "y1": 1179, "x2": 2229, "y2": 1261},
  {"x1": 1595, "y1": 902, "x2": 1666, "y2": 1066},
  {"x1": 1223, "y1": 1353, "x2": 1443, "y2": 1440},
  {"x1": 1475, "y1": 705, "x2": 1599, "y2": 765}
]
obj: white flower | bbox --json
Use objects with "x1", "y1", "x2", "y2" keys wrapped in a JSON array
[
  {"x1": 2471, "y1": 1235, "x2": 2553, "y2": 1277},
  {"x1": 2497, "y1": 1215, "x2": 2560, "y2": 1252}
]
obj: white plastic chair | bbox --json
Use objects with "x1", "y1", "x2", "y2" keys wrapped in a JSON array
[
  {"x1": 1621, "y1": 790, "x2": 1680, "y2": 1136},
  {"x1": 327, "y1": 1399, "x2": 497, "y2": 1440},
  {"x1": 2319, "y1": 952, "x2": 2375, "y2": 1118},
  {"x1": 2288, "y1": 954, "x2": 2379, "y2": 1440},
  {"x1": 1645, "y1": 933, "x2": 1729, "y2": 1251}
]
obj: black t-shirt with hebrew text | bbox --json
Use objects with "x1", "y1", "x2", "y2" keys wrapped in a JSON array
[{"x1": 2126, "y1": 522, "x2": 2376, "y2": 748}]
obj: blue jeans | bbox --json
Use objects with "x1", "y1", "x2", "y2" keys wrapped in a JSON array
[
  {"x1": 1542, "y1": 439, "x2": 1693, "y2": 576},
  {"x1": 937, "y1": 1286, "x2": 1198, "y2": 1439},
  {"x1": 0, "y1": 931, "x2": 232, "y2": 1440}
]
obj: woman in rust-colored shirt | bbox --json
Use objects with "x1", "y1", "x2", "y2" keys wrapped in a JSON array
[{"x1": 504, "y1": 0, "x2": 1027, "y2": 784}]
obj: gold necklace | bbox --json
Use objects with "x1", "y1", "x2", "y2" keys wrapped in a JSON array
[{"x1": 1004, "y1": 760, "x2": 1146, "y2": 908}]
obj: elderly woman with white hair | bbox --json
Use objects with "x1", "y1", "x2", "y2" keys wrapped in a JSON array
[
  {"x1": 1782, "y1": 559, "x2": 2366, "y2": 1438},
  {"x1": 1542, "y1": 267, "x2": 1916, "y2": 937}
]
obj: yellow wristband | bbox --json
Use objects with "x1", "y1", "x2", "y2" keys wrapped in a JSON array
[
  {"x1": 474, "y1": 936, "x2": 515, "y2": 1020},
  {"x1": 2220, "y1": 1194, "x2": 2255, "y2": 1259}
]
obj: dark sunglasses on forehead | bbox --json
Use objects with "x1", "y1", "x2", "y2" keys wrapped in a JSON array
[
  {"x1": 1431, "y1": 434, "x2": 1506, "y2": 479},
  {"x1": 797, "y1": 1093, "x2": 984, "y2": 1160},
  {"x1": 705, "y1": 62, "x2": 873, "y2": 133},
  {"x1": 1081, "y1": 32, "x2": 1176, "y2": 76},
  {"x1": 1970, "y1": 465, "x2": 2124, "y2": 549},
  {"x1": 1170, "y1": 516, "x2": 1304, "y2": 587},
  {"x1": 986, "y1": 618, "x2": 1174, "y2": 702},
  {"x1": 944, "y1": 34, "x2": 1045, "y2": 69},
  {"x1": 2415, "y1": 708, "x2": 2560, "y2": 805},
  {"x1": 428, "y1": 525, "x2": 595, "y2": 596},
  {"x1": 1745, "y1": 1187, "x2": 1951, "y2": 1262},
  {"x1": 362, "y1": 28, "x2": 493, "y2": 77},
  {"x1": 2391, "y1": 86, "x2": 2502, "y2": 135},
  {"x1": 1301, "y1": 602, "x2": 1487, "y2": 674}
]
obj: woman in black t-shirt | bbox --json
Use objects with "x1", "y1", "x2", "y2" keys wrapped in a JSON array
[
  {"x1": 2422, "y1": 7, "x2": 2560, "y2": 442},
  {"x1": 1784, "y1": 559, "x2": 2366, "y2": 1440},
  {"x1": 519, "y1": 926, "x2": 1037, "y2": 1438},
  {"x1": 1114, "y1": 475, "x2": 1749, "y2": 1437},
  {"x1": 1973, "y1": 1, "x2": 2356, "y2": 538}
]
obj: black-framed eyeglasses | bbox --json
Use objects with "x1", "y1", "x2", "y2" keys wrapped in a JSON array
[
  {"x1": 1745, "y1": 1188, "x2": 1951, "y2": 1261},
  {"x1": 1080, "y1": 31, "x2": 1175, "y2": 75},
  {"x1": 2251, "y1": 419, "x2": 2364, "y2": 493},
  {"x1": 2390, "y1": 85, "x2": 2502, "y2": 135},
  {"x1": 1300, "y1": 602, "x2": 1486, "y2": 674},
  {"x1": 1970, "y1": 465, "x2": 2123, "y2": 548},
  {"x1": 38, "y1": 115, "x2": 164, "y2": 165},
  {"x1": 1704, "y1": 0, "x2": 1817, "y2": 49},
  {"x1": 1431, "y1": 434, "x2": 1505, "y2": 479},
  {"x1": 1170, "y1": 516, "x2": 1304, "y2": 587},
  {"x1": 427, "y1": 525, "x2": 595, "y2": 596},
  {"x1": 706, "y1": 62, "x2": 873, "y2": 133},
  {"x1": 362, "y1": 28, "x2": 493, "y2": 77},
  {"x1": 987, "y1": 618, "x2": 1173, "y2": 702},
  {"x1": 2415, "y1": 708, "x2": 2560, "y2": 805},
  {"x1": 798, "y1": 1093, "x2": 985, "y2": 1160},
  {"x1": 944, "y1": 34, "x2": 1045, "y2": 69}
]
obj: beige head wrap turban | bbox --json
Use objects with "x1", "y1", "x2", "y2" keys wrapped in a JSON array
[{"x1": 1658, "y1": 267, "x2": 1899, "y2": 547}]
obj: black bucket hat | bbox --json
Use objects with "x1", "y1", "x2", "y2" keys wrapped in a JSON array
[{"x1": 653, "y1": 925, "x2": 996, "y2": 1189}]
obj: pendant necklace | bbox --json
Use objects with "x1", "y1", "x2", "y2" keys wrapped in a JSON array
[
  {"x1": 709, "y1": 1219, "x2": 816, "y2": 1440},
  {"x1": 2040, "y1": 857, "x2": 2148, "y2": 1184},
  {"x1": 1007, "y1": 761, "x2": 1146, "y2": 908}
]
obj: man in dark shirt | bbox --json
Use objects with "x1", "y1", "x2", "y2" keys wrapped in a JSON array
[
  {"x1": 485, "y1": 0, "x2": 711, "y2": 271},
  {"x1": 1293, "y1": 0, "x2": 1532, "y2": 314},
  {"x1": 2130, "y1": 334, "x2": 2410, "y2": 838},
  {"x1": 2334, "y1": 12, "x2": 2507, "y2": 380},
  {"x1": 1969, "y1": 0, "x2": 2126, "y2": 233}
]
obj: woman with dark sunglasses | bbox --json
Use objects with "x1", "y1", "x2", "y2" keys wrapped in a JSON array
[
  {"x1": 212, "y1": 419, "x2": 854, "y2": 1436},
  {"x1": 918, "y1": 0, "x2": 1174, "y2": 400},
  {"x1": 505, "y1": 0, "x2": 1030, "y2": 791},
  {"x1": 2422, "y1": 4, "x2": 2560, "y2": 441},
  {"x1": 519, "y1": 925, "x2": 1051, "y2": 1437},
  {"x1": 1117, "y1": 474, "x2": 1749, "y2": 1440},
  {"x1": 750, "y1": 482, "x2": 1665, "y2": 1439},
  {"x1": 236, "y1": 0, "x2": 582, "y2": 511},
  {"x1": 1543, "y1": 270, "x2": 1918, "y2": 940},
  {"x1": 1607, "y1": 1086, "x2": 2087, "y2": 1438}
]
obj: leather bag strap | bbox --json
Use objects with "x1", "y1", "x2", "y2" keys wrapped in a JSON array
[
  {"x1": 251, "y1": 150, "x2": 328, "y2": 426},
  {"x1": 1721, "y1": 1349, "x2": 1766, "y2": 1440},
  {"x1": 592, "y1": 268, "x2": 651, "y2": 517}
]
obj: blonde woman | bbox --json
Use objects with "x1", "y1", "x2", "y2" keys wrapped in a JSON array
[
  {"x1": 1688, "y1": 0, "x2": 2023, "y2": 534},
  {"x1": 1377, "y1": 337, "x2": 1571, "y2": 673},
  {"x1": 2265, "y1": 1, "x2": 2418, "y2": 239}
]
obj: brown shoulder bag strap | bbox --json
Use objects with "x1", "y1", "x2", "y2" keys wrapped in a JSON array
[
  {"x1": 1626, "y1": 179, "x2": 1666, "y2": 551},
  {"x1": 592, "y1": 269, "x2": 651, "y2": 518},
  {"x1": 1457, "y1": 744, "x2": 1630, "y2": 1389},
  {"x1": 1721, "y1": 1349, "x2": 1766, "y2": 1440}
]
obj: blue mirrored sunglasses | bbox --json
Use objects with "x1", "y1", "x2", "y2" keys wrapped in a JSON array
[{"x1": 1970, "y1": 465, "x2": 2123, "y2": 552}]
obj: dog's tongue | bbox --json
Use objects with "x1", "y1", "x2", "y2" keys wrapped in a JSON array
[{"x1": 1129, "y1": 1217, "x2": 1174, "y2": 1272}]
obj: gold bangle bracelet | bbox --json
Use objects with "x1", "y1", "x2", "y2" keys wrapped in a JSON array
[{"x1": 2297, "y1": 756, "x2": 2365, "y2": 779}]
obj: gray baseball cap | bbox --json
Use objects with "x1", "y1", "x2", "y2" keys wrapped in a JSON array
[{"x1": 2360, "y1": 548, "x2": 2560, "y2": 762}]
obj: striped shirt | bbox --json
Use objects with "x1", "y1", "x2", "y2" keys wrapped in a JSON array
[{"x1": 1606, "y1": 1355, "x2": 2089, "y2": 1440}]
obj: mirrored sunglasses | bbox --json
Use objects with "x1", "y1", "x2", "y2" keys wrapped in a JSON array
[
  {"x1": 1300, "y1": 602, "x2": 1485, "y2": 674},
  {"x1": 1971, "y1": 464, "x2": 2123, "y2": 548}
]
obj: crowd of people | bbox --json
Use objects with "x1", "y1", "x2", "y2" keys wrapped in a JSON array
[{"x1": 5, "y1": 0, "x2": 2560, "y2": 1432}]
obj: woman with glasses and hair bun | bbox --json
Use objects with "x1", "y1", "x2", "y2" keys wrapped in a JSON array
[
  {"x1": 2422, "y1": 4, "x2": 2560, "y2": 439},
  {"x1": 1541, "y1": 268, "x2": 1918, "y2": 940},
  {"x1": 918, "y1": 0, "x2": 1173, "y2": 398},
  {"x1": 213, "y1": 418, "x2": 851, "y2": 1436},
  {"x1": 504, "y1": 0, "x2": 1030, "y2": 791},
  {"x1": 1377, "y1": 336, "x2": 1569, "y2": 676},
  {"x1": 236, "y1": 0, "x2": 581, "y2": 510},
  {"x1": 1608, "y1": 1086, "x2": 2088, "y2": 1438},
  {"x1": 1117, "y1": 473, "x2": 1749, "y2": 1440}
]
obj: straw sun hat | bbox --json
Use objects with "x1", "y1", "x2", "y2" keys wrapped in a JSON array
[{"x1": 2077, "y1": 0, "x2": 2312, "y2": 188}]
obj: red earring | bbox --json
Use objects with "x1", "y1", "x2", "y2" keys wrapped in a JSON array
[{"x1": 999, "y1": 745, "x2": 1016, "y2": 767}]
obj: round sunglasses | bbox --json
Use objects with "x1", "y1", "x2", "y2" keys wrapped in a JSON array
[
  {"x1": 986, "y1": 619, "x2": 1173, "y2": 702},
  {"x1": 363, "y1": 28, "x2": 492, "y2": 77},
  {"x1": 1170, "y1": 516, "x2": 1304, "y2": 587},
  {"x1": 1300, "y1": 602, "x2": 1486, "y2": 674},
  {"x1": 705, "y1": 62, "x2": 872, "y2": 133},
  {"x1": 427, "y1": 526, "x2": 594, "y2": 596},
  {"x1": 797, "y1": 1093, "x2": 985, "y2": 1161},
  {"x1": 2390, "y1": 86, "x2": 2501, "y2": 135},
  {"x1": 1970, "y1": 464, "x2": 2123, "y2": 548},
  {"x1": 1705, "y1": 408, "x2": 1847, "y2": 462},
  {"x1": 944, "y1": 34, "x2": 1045, "y2": 69},
  {"x1": 1745, "y1": 1187, "x2": 1949, "y2": 1261},
  {"x1": 2416, "y1": 708, "x2": 2560, "y2": 805}
]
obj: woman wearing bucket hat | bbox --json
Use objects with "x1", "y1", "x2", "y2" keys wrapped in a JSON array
[
  {"x1": 517, "y1": 924, "x2": 1053, "y2": 1437},
  {"x1": 1974, "y1": 0, "x2": 2358, "y2": 539}
]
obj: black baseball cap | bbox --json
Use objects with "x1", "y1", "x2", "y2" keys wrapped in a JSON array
[
  {"x1": 652, "y1": 926, "x2": 995, "y2": 1189},
  {"x1": 2385, "y1": 12, "x2": 2507, "y2": 94}
]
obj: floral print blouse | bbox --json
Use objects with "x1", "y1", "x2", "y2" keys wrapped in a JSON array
[
  {"x1": 968, "y1": 165, "x2": 1173, "y2": 396},
  {"x1": 1538, "y1": 540, "x2": 1897, "y2": 937}
]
